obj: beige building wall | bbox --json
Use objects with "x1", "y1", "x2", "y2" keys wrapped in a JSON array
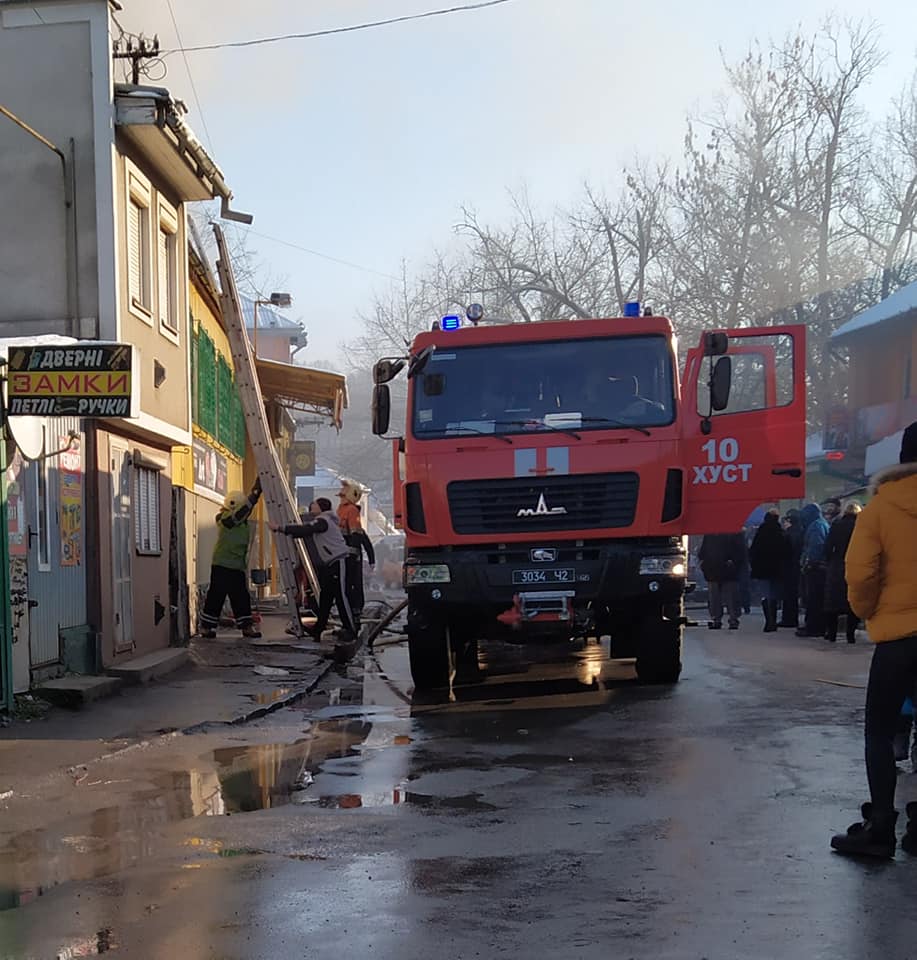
[{"x1": 113, "y1": 144, "x2": 191, "y2": 434}]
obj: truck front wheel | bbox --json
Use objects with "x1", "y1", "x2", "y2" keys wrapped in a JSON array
[
  {"x1": 407, "y1": 607, "x2": 455, "y2": 690},
  {"x1": 634, "y1": 601, "x2": 683, "y2": 684}
]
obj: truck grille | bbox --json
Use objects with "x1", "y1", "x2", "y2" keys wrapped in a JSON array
[{"x1": 447, "y1": 473, "x2": 639, "y2": 535}]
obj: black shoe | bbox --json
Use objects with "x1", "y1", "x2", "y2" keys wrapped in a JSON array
[
  {"x1": 707, "y1": 621, "x2": 722, "y2": 630},
  {"x1": 728, "y1": 621, "x2": 740, "y2": 630},
  {"x1": 901, "y1": 802, "x2": 917, "y2": 855},
  {"x1": 241, "y1": 626, "x2": 262, "y2": 639},
  {"x1": 826, "y1": 634, "x2": 837, "y2": 642},
  {"x1": 831, "y1": 803, "x2": 898, "y2": 858},
  {"x1": 199, "y1": 628, "x2": 216, "y2": 639}
]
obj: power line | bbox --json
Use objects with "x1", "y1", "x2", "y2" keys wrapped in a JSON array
[
  {"x1": 164, "y1": 0, "x2": 215, "y2": 153},
  {"x1": 246, "y1": 229, "x2": 401, "y2": 281},
  {"x1": 163, "y1": 0, "x2": 516, "y2": 54}
]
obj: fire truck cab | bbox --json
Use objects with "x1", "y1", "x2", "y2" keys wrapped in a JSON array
[{"x1": 372, "y1": 305, "x2": 806, "y2": 690}]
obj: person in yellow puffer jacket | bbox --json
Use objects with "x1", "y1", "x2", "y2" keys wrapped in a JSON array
[{"x1": 831, "y1": 421, "x2": 917, "y2": 859}]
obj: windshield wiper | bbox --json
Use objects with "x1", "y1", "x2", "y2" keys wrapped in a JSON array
[
  {"x1": 493, "y1": 419, "x2": 582, "y2": 440},
  {"x1": 434, "y1": 425, "x2": 513, "y2": 445},
  {"x1": 578, "y1": 417, "x2": 652, "y2": 437}
]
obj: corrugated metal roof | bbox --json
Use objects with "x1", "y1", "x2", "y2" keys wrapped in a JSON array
[
  {"x1": 240, "y1": 295, "x2": 303, "y2": 331},
  {"x1": 831, "y1": 279, "x2": 917, "y2": 340}
]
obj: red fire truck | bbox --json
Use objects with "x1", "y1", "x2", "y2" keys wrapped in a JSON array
[{"x1": 372, "y1": 304, "x2": 806, "y2": 689}]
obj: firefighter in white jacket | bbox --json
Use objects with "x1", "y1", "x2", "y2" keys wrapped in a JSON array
[{"x1": 270, "y1": 497, "x2": 356, "y2": 639}]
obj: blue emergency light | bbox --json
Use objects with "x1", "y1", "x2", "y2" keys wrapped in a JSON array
[
  {"x1": 623, "y1": 301, "x2": 640, "y2": 317},
  {"x1": 441, "y1": 314, "x2": 462, "y2": 331}
]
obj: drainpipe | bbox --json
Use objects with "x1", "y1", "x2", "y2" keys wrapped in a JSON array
[{"x1": 0, "y1": 104, "x2": 78, "y2": 337}]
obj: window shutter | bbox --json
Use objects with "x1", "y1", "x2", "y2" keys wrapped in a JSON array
[
  {"x1": 128, "y1": 201, "x2": 142, "y2": 305},
  {"x1": 150, "y1": 471, "x2": 161, "y2": 553},
  {"x1": 133, "y1": 467, "x2": 162, "y2": 554}
]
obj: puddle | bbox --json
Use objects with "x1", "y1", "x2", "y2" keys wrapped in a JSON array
[
  {"x1": 0, "y1": 636, "x2": 637, "y2": 914},
  {"x1": 250, "y1": 688, "x2": 293, "y2": 705},
  {"x1": 0, "y1": 714, "x2": 415, "y2": 912}
]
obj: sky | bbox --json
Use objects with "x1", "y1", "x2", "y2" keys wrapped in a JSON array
[{"x1": 117, "y1": 0, "x2": 917, "y2": 365}]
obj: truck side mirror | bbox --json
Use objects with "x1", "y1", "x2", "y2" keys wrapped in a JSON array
[
  {"x1": 710, "y1": 356, "x2": 732, "y2": 412},
  {"x1": 703, "y1": 332, "x2": 729, "y2": 357},
  {"x1": 373, "y1": 358, "x2": 405, "y2": 384},
  {"x1": 372, "y1": 383, "x2": 391, "y2": 435}
]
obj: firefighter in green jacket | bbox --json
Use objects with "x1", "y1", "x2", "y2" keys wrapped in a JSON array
[{"x1": 199, "y1": 477, "x2": 262, "y2": 639}]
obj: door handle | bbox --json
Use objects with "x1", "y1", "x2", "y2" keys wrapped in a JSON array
[{"x1": 771, "y1": 467, "x2": 802, "y2": 478}]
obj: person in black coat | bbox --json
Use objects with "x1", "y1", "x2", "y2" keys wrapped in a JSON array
[
  {"x1": 698, "y1": 532, "x2": 747, "y2": 629},
  {"x1": 779, "y1": 508, "x2": 804, "y2": 628},
  {"x1": 749, "y1": 508, "x2": 790, "y2": 632},
  {"x1": 823, "y1": 501, "x2": 862, "y2": 643}
]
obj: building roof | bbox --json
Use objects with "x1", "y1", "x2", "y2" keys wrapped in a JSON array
[
  {"x1": 114, "y1": 83, "x2": 250, "y2": 221},
  {"x1": 240, "y1": 296, "x2": 303, "y2": 332},
  {"x1": 831, "y1": 279, "x2": 917, "y2": 341}
]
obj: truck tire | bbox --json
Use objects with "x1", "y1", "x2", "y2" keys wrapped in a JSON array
[
  {"x1": 408, "y1": 621, "x2": 455, "y2": 691},
  {"x1": 634, "y1": 601, "x2": 683, "y2": 684}
]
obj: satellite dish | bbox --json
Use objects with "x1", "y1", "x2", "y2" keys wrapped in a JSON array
[{"x1": 7, "y1": 416, "x2": 45, "y2": 460}]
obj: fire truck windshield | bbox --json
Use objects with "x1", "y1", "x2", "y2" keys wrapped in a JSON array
[{"x1": 411, "y1": 334, "x2": 675, "y2": 439}]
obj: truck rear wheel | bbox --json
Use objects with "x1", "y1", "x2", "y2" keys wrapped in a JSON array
[{"x1": 634, "y1": 602, "x2": 683, "y2": 684}]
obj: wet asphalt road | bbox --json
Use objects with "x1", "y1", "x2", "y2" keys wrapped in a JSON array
[{"x1": 2, "y1": 620, "x2": 917, "y2": 960}]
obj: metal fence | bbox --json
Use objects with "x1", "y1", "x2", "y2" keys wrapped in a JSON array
[{"x1": 192, "y1": 323, "x2": 245, "y2": 459}]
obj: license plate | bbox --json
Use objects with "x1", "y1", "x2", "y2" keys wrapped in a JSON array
[{"x1": 512, "y1": 568, "x2": 575, "y2": 585}]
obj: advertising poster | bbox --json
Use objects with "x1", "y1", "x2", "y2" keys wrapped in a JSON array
[
  {"x1": 193, "y1": 437, "x2": 228, "y2": 498},
  {"x1": 6, "y1": 450, "x2": 28, "y2": 558},
  {"x1": 59, "y1": 436, "x2": 82, "y2": 567}
]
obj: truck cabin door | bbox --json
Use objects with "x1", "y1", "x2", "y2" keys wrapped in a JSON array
[{"x1": 680, "y1": 325, "x2": 806, "y2": 534}]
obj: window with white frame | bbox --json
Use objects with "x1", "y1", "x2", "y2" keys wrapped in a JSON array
[
  {"x1": 134, "y1": 466, "x2": 161, "y2": 555},
  {"x1": 157, "y1": 199, "x2": 179, "y2": 336},
  {"x1": 126, "y1": 165, "x2": 152, "y2": 318}
]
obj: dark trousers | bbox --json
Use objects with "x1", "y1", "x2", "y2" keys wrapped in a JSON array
[
  {"x1": 779, "y1": 572, "x2": 799, "y2": 626},
  {"x1": 803, "y1": 565, "x2": 826, "y2": 635},
  {"x1": 865, "y1": 635, "x2": 917, "y2": 815},
  {"x1": 316, "y1": 557, "x2": 357, "y2": 636},
  {"x1": 824, "y1": 612, "x2": 858, "y2": 642},
  {"x1": 708, "y1": 581, "x2": 740, "y2": 625},
  {"x1": 201, "y1": 565, "x2": 252, "y2": 629},
  {"x1": 345, "y1": 552, "x2": 365, "y2": 614}
]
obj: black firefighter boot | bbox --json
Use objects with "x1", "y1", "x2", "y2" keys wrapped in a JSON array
[
  {"x1": 762, "y1": 599, "x2": 778, "y2": 633},
  {"x1": 831, "y1": 802, "x2": 898, "y2": 858},
  {"x1": 901, "y1": 802, "x2": 917, "y2": 855}
]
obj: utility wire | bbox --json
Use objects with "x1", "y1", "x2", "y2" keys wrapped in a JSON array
[
  {"x1": 164, "y1": 0, "x2": 215, "y2": 153},
  {"x1": 163, "y1": 0, "x2": 515, "y2": 54},
  {"x1": 246, "y1": 229, "x2": 401, "y2": 281}
]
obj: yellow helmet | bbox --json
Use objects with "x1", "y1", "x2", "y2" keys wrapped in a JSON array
[
  {"x1": 223, "y1": 490, "x2": 247, "y2": 510},
  {"x1": 338, "y1": 478, "x2": 363, "y2": 506}
]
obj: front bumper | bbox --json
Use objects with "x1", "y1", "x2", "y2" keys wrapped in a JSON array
[{"x1": 405, "y1": 538, "x2": 686, "y2": 617}]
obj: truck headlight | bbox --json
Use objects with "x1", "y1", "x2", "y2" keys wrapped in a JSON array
[
  {"x1": 639, "y1": 557, "x2": 686, "y2": 577},
  {"x1": 405, "y1": 564, "x2": 451, "y2": 585}
]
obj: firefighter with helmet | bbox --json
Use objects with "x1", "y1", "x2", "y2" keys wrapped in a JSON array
[{"x1": 199, "y1": 477, "x2": 263, "y2": 639}]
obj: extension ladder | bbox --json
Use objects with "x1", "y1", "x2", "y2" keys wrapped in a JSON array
[{"x1": 213, "y1": 224, "x2": 320, "y2": 635}]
